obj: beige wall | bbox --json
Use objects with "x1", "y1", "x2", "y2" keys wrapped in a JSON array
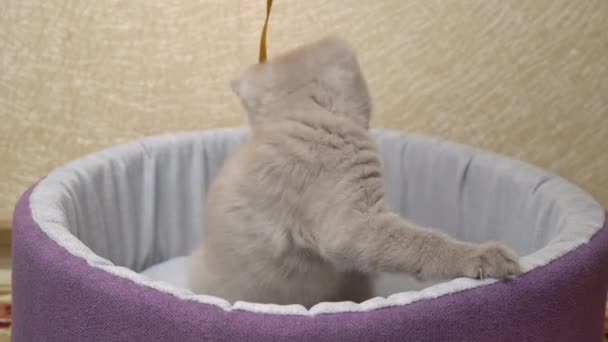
[{"x1": 1, "y1": 0, "x2": 607, "y2": 220}]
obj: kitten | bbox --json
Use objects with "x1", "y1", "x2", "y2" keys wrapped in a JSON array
[{"x1": 189, "y1": 37, "x2": 520, "y2": 308}]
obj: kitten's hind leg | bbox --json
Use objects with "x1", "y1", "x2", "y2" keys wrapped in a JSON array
[
  {"x1": 337, "y1": 271, "x2": 373, "y2": 303},
  {"x1": 317, "y1": 212, "x2": 520, "y2": 281}
]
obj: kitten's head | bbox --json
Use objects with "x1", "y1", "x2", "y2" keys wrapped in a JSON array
[{"x1": 231, "y1": 37, "x2": 372, "y2": 128}]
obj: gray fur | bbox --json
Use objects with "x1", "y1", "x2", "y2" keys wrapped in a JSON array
[{"x1": 190, "y1": 37, "x2": 520, "y2": 308}]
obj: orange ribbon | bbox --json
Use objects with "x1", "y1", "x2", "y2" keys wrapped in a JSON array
[{"x1": 259, "y1": 0, "x2": 273, "y2": 63}]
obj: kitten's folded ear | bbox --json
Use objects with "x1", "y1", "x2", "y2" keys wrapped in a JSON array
[
  {"x1": 229, "y1": 77, "x2": 257, "y2": 125},
  {"x1": 229, "y1": 79, "x2": 241, "y2": 97}
]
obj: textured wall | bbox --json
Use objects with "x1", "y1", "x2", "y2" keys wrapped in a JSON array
[{"x1": 1, "y1": 0, "x2": 607, "y2": 220}]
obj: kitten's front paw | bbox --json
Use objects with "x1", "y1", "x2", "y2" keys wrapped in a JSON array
[{"x1": 461, "y1": 243, "x2": 521, "y2": 280}]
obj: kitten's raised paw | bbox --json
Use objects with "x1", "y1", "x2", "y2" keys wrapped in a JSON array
[{"x1": 461, "y1": 243, "x2": 521, "y2": 280}]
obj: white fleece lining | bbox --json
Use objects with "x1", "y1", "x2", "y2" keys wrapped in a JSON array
[{"x1": 29, "y1": 127, "x2": 605, "y2": 316}]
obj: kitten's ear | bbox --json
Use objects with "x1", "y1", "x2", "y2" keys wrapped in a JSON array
[{"x1": 229, "y1": 79, "x2": 241, "y2": 96}]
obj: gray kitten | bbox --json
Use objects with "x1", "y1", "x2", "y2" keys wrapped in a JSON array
[{"x1": 189, "y1": 37, "x2": 520, "y2": 308}]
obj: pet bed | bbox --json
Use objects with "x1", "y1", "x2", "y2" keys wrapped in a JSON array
[{"x1": 12, "y1": 127, "x2": 608, "y2": 341}]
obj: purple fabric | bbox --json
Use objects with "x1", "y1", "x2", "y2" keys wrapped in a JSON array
[{"x1": 12, "y1": 185, "x2": 608, "y2": 342}]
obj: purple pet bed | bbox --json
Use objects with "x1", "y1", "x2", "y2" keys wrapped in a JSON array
[{"x1": 12, "y1": 128, "x2": 608, "y2": 341}]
